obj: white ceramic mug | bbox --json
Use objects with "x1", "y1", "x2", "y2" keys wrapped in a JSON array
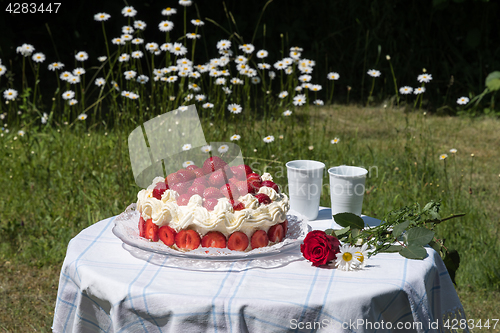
[
  {"x1": 286, "y1": 160, "x2": 325, "y2": 220},
  {"x1": 328, "y1": 165, "x2": 368, "y2": 216}
]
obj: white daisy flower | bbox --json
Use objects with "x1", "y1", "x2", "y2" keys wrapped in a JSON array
[
  {"x1": 182, "y1": 161, "x2": 195, "y2": 168},
  {"x1": 137, "y1": 75, "x2": 149, "y2": 84},
  {"x1": 41, "y1": 113, "x2": 48, "y2": 124},
  {"x1": 159, "y1": 20, "x2": 174, "y2": 32},
  {"x1": 68, "y1": 99, "x2": 78, "y2": 106},
  {"x1": 414, "y1": 87, "x2": 426, "y2": 95},
  {"x1": 218, "y1": 145, "x2": 229, "y2": 153},
  {"x1": 203, "y1": 102, "x2": 214, "y2": 109},
  {"x1": 69, "y1": 76, "x2": 80, "y2": 85},
  {"x1": 119, "y1": 53, "x2": 130, "y2": 62},
  {"x1": 274, "y1": 60, "x2": 286, "y2": 70},
  {"x1": 32, "y1": 53, "x2": 45, "y2": 63},
  {"x1": 72, "y1": 68, "x2": 85, "y2": 76},
  {"x1": 62, "y1": 90, "x2": 75, "y2": 100},
  {"x1": 178, "y1": 106, "x2": 189, "y2": 112},
  {"x1": 239, "y1": 43, "x2": 255, "y2": 54},
  {"x1": 313, "y1": 99, "x2": 324, "y2": 105},
  {"x1": 59, "y1": 71, "x2": 72, "y2": 81},
  {"x1": 121, "y1": 34, "x2": 133, "y2": 41},
  {"x1": 299, "y1": 74, "x2": 312, "y2": 82},
  {"x1": 450, "y1": 148, "x2": 457, "y2": 154},
  {"x1": 145, "y1": 42, "x2": 159, "y2": 53},
  {"x1": 258, "y1": 63, "x2": 271, "y2": 70},
  {"x1": 179, "y1": 0, "x2": 192, "y2": 6},
  {"x1": 171, "y1": 43, "x2": 187, "y2": 56},
  {"x1": 230, "y1": 134, "x2": 241, "y2": 141},
  {"x1": 195, "y1": 94, "x2": 206, "y2": 102},
  {"x1": 331, "y1": 137, "x2": 340, "y2": 144},
  {"x1": 268, "y1": 71, "x2": 276, "y2": 79},
  {"x1": 78, "y1": 113, "x2": 87, "y2": 120},
  {"x1": 327, "y1": 72, "x2": 340, "y2": 80},
  {"x1": 122, "y1": 6, "x2": 137, "y2": 17},
  {"x1": 293, "y1": 94, "x2": 306, "y2": 106},
  {"x1": 290, "y1": 50, "x2": 301, "y2": 59},
  {"x1": 186, "y1": 33, "x2": 201, "y2": 39},
  {"x1": 256, "y1": 50, "x2": 268, "y2": 58},
  {"x1": 283, "y1": 110, "x2": 292, "y2": 116},
  {"x1": 228, "y1": 103, "x2": 242, "y2": 114},
  {"x1": 97, "y1": 56, "x2": 107, "y2": 62},
  {"x1": 182, "y1": 143, "x2": 192, "y2": 151},
  {"x1": 399, "y1": 86, "x2": 413, "y2": 94},
  {"x1": 0, "y1": 65, "x2": 7, "y2": 76},
  {"x1": 111, "y1": 38, "x2": 125, "y2": 45},
  {"x1": 216, "y1": 39, "x2": 231, "y2": 50},
  {"x1": 215, "y1": 78, "x2": 226, "y2": 85},
  {"x1": 134, "y1": 20, "x2": 147, "y2": 30},
  {"x1": 263, "y1": 135, "x2": 275, "y2": 143},
  {"x1": 309, "y1": 84, "x2": 322, "y2": 92},
  {"x1": 131, "y1": 51, "x2": 143, "y2": 59},
  {"x1": 367, "y1": 69, "x2": 381, "y2": 77},
  {"x1": 201, "y1": 145, "x2": 212, "y2": 153},
  {"x1": 417, "y1": 73, "x2": 433, "y2": 83},
  {"x1": 191, "y1": 19, "x2": 204, "y2": 26},
  {"x1": 94, "y1": 13, "x2": 111, "y2": 21},
  {"x1": 251, "y1": 77, "x2": 261, "y2": 84},
  {"x1": 167, "y1": 76, "x2": 178, "y2": 83},
  {"x1": 121, "y1": 25, "x2": 134, "y2": 34},
  {"x1": 16, "y1": 43, "x2": 35, "y2": 57},
  {"x1": 3, "y1": 89, "x2": 18, "y2": 100},
  {"x1": 335, "y1": 244, "x2": 359, "y2": 271},
  {"x1": 279, "y1": 91, "x2": 288, "y2": 99},
  {"x1": 457, "y1": 96, "x2": 469, "y2": 105},
  {"x1": 124, "y1": 70, "x2": 137, "y2": 80},
  {"x1": 184, "y1": 94, "x2": 193, "y2": 102},
  {"x1": 161, "y1": 7, "x2": 177, "y2": 16},
  {"x1": 222, "y1": 87, "x2": 232, "y2": 95},
  {"x1": 354, "y1": 243, "x2": 369, "y2": 269},
  {"x1": 95, "y1": 78, "x2": 105, "y2": 87},
  {"x1": 48, "y1": 62, "x2": 64, "y2": 71},
  {"x1": 132, "y1": 38, "x2": 144, "y2": 45},
  {"x1": 18, "y1": 130, "x2": 25, "y2": 136},
  {"x1": 439, "y1": 154, "x2": 448, "y2": 160},
  {"x1": 75, "y1": 51, "x2": 89, "y2": 62}
]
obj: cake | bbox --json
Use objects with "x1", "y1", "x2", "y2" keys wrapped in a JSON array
[{"x1": 135, "y1": 156, "x2": 290, "y2": 251}]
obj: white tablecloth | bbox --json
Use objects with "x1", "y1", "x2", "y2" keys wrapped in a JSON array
[{"x1": 52, "y1": 207, "x2": 467, "y2": 332}]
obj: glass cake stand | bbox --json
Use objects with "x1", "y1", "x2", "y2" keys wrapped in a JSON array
[{"x1": 112, "y1": 204, "x2": 310, "y2": 271}]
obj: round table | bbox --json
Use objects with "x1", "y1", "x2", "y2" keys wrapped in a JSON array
[{"x1": 52, "y1": 207, "x2": 467, "y2": 333}]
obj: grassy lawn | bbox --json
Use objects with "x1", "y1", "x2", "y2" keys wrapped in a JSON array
[{"x1": 1, "y1": 104, "x2": 499, "y2": 331}]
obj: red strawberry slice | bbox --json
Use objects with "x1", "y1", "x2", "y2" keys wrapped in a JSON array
[
  {"x1": 177, "y1": 169, "x2": 196, "y2": 183},
  {"x1": 246, "y1": 172, "x2": 262, "y2": 183},
  {"x1": 248, "y1": 179, "x2": 262, "y2": 193},
  {"x1": 251, "y1": 230, "x2": 269, "y2": 249},
  {"x1": 231, "y1": 200, "x2": 245, "y2": 211},
  {"x1": 188, "y1": 183, "x2": 206, "y2": 197},
  {"x1": 220, "y1": 183, "x2": 240, "y2": 201},
  {"x1": 171, "y1": 181, "x2": 191, "y2": 195},
  {"x1": 202, "y1": 156, "x2": 228, "y2": 174},
  {"x1": 228, "y1": 232, "x2": 249, "y2": 251},
  {"x1": 158, "y1": 225, "x2": 177, "y2": 246},
  {"x1": 166, "y1": 172, "x2": 183, "y2": 186},
  {"x1": 201, "y1": 231, "x2": 227, "y2": 248},
  {"x1": 267, "y1": 224, "x2": 285, "y2": 243},
  {"x1": 235, "y1": 180, "x2": 252, "y2": 195},
  {"x1": 228, "y1": 177, "x2": 240, "y2": 185},
  {"x1": 186, "y1": 165, "x2": 198, "y2": 171},
  {"x1": 175, "y1": 229, "x2": 201, "y2": 250},
  {"x1": 208, "y1": 169, "x2": 228, "y2": 188},
  {"x1": 261, "y1": 180, "x2": 279, "y2": 193},
  {"x1": 281, "y1": 219, "x2": 289, "y2": 235},
  {"x1": 145, "y1": 218, "x2": 159, "y2": 242},
  {"x1": 152, "y1": 182, "x2": 169, "y2": 200},
  {"x1": 176, "y1": 193, "x2": 191, "y2": 206},
  {"x1": 203, "y1": 198, "x2": 219, "y2": 211},
  {"x1": 254, "y1": 193, "x2": 272, "y2": 205},
  {"x1": 203, "y1": 187, "x2": 222, "y2": 199},
  {"x1": 192, "y1": 177, "x2": 208, "y2": 187},
  {"x1": 138, "y1": 216, "x2": 146, "y2": 238},
  {"x1": 193, "y1": 168, "x2": 205, "y2": 178},
  {"x1": 231, "y1": 165, "x2": 253, "y2": 180}
]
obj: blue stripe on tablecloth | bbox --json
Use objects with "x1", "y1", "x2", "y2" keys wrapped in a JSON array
[
  {"x1": 309, "y1": 269, "x2": 343, "y2": 333},
  {"x1": 76, "y1": 312, "x2": 108, "y2": 333},
  {"x1": 63, "y1": 216, "x2": 116, "y2": 332},
  {"x1": 142, "y1": 256, "x2": 170, "y2": 332},
  {"x1": 211, "y1": 262, "x2": 235, "y2": 333},
  {"x1": 227, "y1": 260, "x2": 253, "y2": 333},
  {"x1": 293, "y1": 267, "x2": 320, "y2": 333}
]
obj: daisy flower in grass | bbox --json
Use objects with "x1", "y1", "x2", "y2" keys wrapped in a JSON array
[
  {"x1": 121, "y1": 34, "x2": 133, "y2": 41},
  {"x1": 137, "y1": 75, "x2": 149, "y2": 84},
  {"x1": 263, "y1": 135, "x2": 275, "y2": 143},
  {"x1": 367, "y1": 69, "x2": 381, "y2": 77},
  {"x1": 134, "y1": 20, "x2": 146, "y2": 30},
  {"x1": 293, "y1": 94, "x2": 306, "y2": 106},
  {"x1": 146, "y1": 43, "x2": 159, "y2": 53},
  {"x1": 18, "y1": 130, "x2": 25, "y2": 136},
  {"x1": 274, "y1": 60, "x2": 286, "y2": 70},
  {"x1": 121, "y1": 91, "x2": 132, "y2": 98},
  {"x1": 48, "y1": 62, "x2": 64, "y2": 71},
  {"x1": 314, "y1": 99, "x2": 324, "y2": 106},
  {"x1": 62, "y1": 90, "x2": 75, "y2": 100},
  {"x1": 3, "y1": 89, "x2": 18, "y2": 100},
  {"x1": 335, "y1": 244, "x2": 359, "y2": 271},
  {"x1": 439, "y1": 154, "x2": 448, "y2": 160},
  {"x1": 218, "y1": 145, "x2": 229, "y2": 153},
  {"x1": 121, "y1": 26, "x2": 134, "y2": 34},
  {"x1": 299, "y1": 74, "x2": 311, "y2": 82},
  {"x1": 122, "y1": 6, "x2": 137, "y2": 17},
  {"x1": 179, "y1": 0, "x2": 192, "y2": 6},
  {"x1": 251, "y1": 77, "x2": 261, "y2": 84},
  {"x1": 182, "y1": 143, "x2": 192, "y2": 151},
  {"x1": 112, "y1": 37, "x2": 125, "y2": 45},
  {"x1": 95, "y1": 78, "x2": 105, "y2": 86},
  {"x1": 186, "y1": 33, "x2": 200, "y2": 39},
  {"x1": 124, "y1": 71, "x2": 137, "y2": 80},
  {"x1": 203, "y1": 102, "x2": 214, "y2": 109},
  {"x1": 215, "y1": 78, "x2": 226, "y2": 85},
  {"x1": 75, "y1": 51, "x2": 88, "y2": 62},
  {"x1": 178, "y1": 106, "x2": 189, "y2": 112},
  {"x1": 94, "y1": 13, "x2": 110, "y2": 21},
  {"x1": 68, "y1": 99, "x2": 78, "y2": 106},
  {"x1": 217, "y1": 39, "x2": 231, "y2": 50},
  {"x1": 73, "y1": 68, "x2": 85, "y2": 76},
  {"x1": 222, "y1": 87, "x2": 232, "y2": 95},
  {"x1": 258, "y1": 63, "x2": 271, "y2": 70},
  {"x1": 230, "y1": 134, "x2": 241, "y2": 141},
  {"x1": 231, "y1": 78, "x2": 244, "y2": 85},
  {"x1": 195, "y1": 94, "x2": 206, "y2": 102},
  {"x1": 0, "y1": 65, "x2": 6, "y2": 76},
  {"x1": 414, "y1": 87, "x2": 426, "y2": 94},
  {"x1": 299, "y1": 66, "x2": 313, "y2": 74},
  {"x1": 32, "y1": 53, "x2": 45, "y2": 63},
  {"x1": 78, "y1": 113, "x2": 87, "y2": 121},
  {"x1": 228, "y1": 104, "x2": 242, "y2": 114},
  {"x1": 16, "y1": 44, "x2": 35, "y2": 56},
  {"x1": 290, "y1": 50, "x2": 301, "y2": 59},
  {"x1": 182, "y1": 161, "x2": 195, "y2": 168},
  {"x1": 41, "y1": 113, "x2": 48, "y2": 124},
  {"x1": 283, "y1": 110, "x2": 292, "y2": 116},
  {"x1": 327, "y1": 72, "x2": 340, "y2": 80},
  {"x1": 162, "y1": 7, "x2": 177, "y2": 16},
  {"x1": 167, "y1": 76, "x2": 178, "y2": 83},
  {"x1": 279, "y1": 91, "x2": 288, "y2": 99},
  {"x1": 119, "y1": 54, "x2": 130, "y2": 62},
  {"x1": 97, "y1": 56, "x2": 107, "y2": 62},
  {"x1": 131, "y1": 51, "x2": 143, "y2": 59},
  {"x1": 69, "y1": 76, "x2": 80, "y2": 84},
  {"x1": 417, "y1": 73, "x2": 432, "y2": 83},
  {"x1": 239, "y1": 44, "x2": 255, "y2": 54},
  {"x1": 269, "y1": 71, "x2": 276, "y2": 79},
  {"x1": 450, "y1": 148, "x2": 457, "y2": 154},
  {"x1": 457, "y1": 97, "x2": 469, "y2": 105},
  {"x1": 201, "y1": 145, "x2": 212, "y2": 153},
  {"x1": 191, "y1": 19, "x2": 204, "y2": 26},
  {"x1": 184, "y1": 94, "x2": 193, "y2": 102},
  {"x1": 310, "y1": 84, "x2": 322, "y2": 92},
  {"x1": 399, "y1": 86, "x2": 413, "y2": 94},
  {"x1": 132, "y1": 38, "x2": 144, "y2": 45},
  {"x1": 331, "y1": 137, "x2": 340, "y2": 144},
  {"x1": 234, "y1": 55, "x2": 248, "y2": 64},
  {"x1": 159, "y1": 20, "x2": 174, "y2": 32},
  {"x1": 256, "y1": 50, "x2": 268, "y2": 58},
  {"x1": 60, "y1": 71, "x2": 72, "y2": 81},
  {"x1": 129, "y1": 93, "x2": 140, "y2": 100},
  {"x1": 171, "y1": 43, "x2": 187, "y2": 56}
]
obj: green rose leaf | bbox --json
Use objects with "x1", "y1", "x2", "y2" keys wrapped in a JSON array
[
  {"x1": 380, "y1": 245, "x2": 403, "y2": 253},
  {"x1": 334, "y1": 227, "x2": 350, "y2": 236},
  {"x1": 485, "y1": 71, "x2": 500, "y2": 92},
  {"x1": 400, "y1": 245, "x2": 427, "y2": 259},
  {"x1": 405, "y1": 227, "x2": 435, "y2": 246},
  {"x1": 333, "y1": 213, "x2": 365, "y2": 229},
  {"x1": 324, "y1": 229, "x2": 335, "y2": 236},
  {"x1": 392, "y1": 220, "x2": 410, "y2": 238}
]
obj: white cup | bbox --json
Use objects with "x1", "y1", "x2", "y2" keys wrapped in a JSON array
[
  {"x1": 286, "y1": 160, "x2": 325, "y2": 220},
  {"x1": 328, "y1": 165, "x2": 368, "y2": 216}
]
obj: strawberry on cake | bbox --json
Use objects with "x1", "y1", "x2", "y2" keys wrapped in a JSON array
[{"x1": 136, "y1": 156, "x2": 290, "y2": 252}]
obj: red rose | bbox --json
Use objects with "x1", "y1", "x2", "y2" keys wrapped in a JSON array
[{"x1": 300, "y1": 230, "x2": 341, "y2": 267}]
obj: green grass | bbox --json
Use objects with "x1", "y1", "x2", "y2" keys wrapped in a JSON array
[{"x1": 1, "y1": 104, "x2": 499, "y2": 330}]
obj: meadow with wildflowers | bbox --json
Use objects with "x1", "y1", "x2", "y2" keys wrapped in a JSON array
[{"x1": 1, "y1": 1, "x2": 500, "y2": 330}]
